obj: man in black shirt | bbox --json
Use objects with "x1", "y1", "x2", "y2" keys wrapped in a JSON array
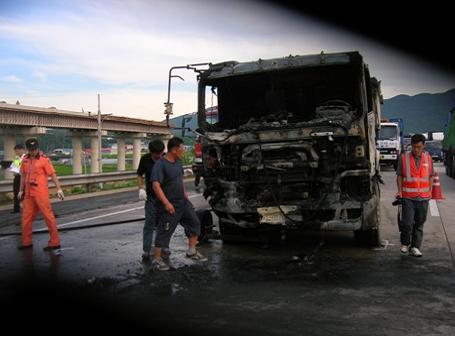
[{"x1": 136, "y1": 139, "x2": 165, "y2": 261}]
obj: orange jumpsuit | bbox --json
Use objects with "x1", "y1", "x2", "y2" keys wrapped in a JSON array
[{"x1": 20, "y1": 153, "x2": 60, "y2": 247}]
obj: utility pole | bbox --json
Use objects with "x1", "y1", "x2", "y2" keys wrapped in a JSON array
[{"x1": 97, "y1": 93, "x2": 102, "y2": 173}]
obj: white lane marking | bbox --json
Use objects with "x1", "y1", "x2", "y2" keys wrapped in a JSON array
[
  {"x1": 55, "y1": 207, "x2": 142, "y2": 229},
  {"x1": 373, "y1": 239, "x2": 392, "y2": 251},
  {"x1": 35, "y1": 193, "x2": 204, "y2": 231},
  {"x1": 429, "y1": 199, "x2": 440, "y2": 217},
  {"x1": 33, "y1": 207, "x2": 143, "y2": 232}
]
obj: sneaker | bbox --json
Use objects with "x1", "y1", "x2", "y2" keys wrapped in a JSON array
[
  {"x1": 400, "y1": 245, "x2": 409, "y2": 254},
  {"x1": 152, "y1": 258, "x2": 170, "y2": 271},
  {"x1": 141, "y1": 251, "x2": 151, "y2": 262},
  {"x1": 186, "y1": 250, "x2": 208, "y2": 262},
  {"x1": 162, "y1": 248, "x2": 171, "y2": 259},
  {"x1": 409, "y1": 247, "x2": 423, "y2": 257}
]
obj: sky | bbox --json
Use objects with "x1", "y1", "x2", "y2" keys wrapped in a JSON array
[{"x1": 1, "y1": 0, "x2": 454, "y2": 122}]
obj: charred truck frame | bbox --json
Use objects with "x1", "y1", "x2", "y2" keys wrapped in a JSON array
[{"x1": 170, "y1": 51, "x2": 383, "y2": 245}]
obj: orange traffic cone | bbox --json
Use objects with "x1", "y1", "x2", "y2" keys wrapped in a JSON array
[{"x1": 431, "y1": 172, "x2": 445, "y2": 200}]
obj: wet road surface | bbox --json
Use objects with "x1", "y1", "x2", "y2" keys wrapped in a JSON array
[{"x1": 1, "y1": 164, "x2": 455, "y2": 334}]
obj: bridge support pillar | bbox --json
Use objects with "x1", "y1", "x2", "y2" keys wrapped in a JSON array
[
  {"x1": 3, "y1": 134, "x2": 16, "y2": 180},
  {"x1": 117, "y1": 137, "x2": 126, "y2": 171},
  {"x1": 131, "y1": 133, "x2": 146, "y2": 170},
  {"x1": 90, "y1": 136, "x2": 100, "y2": 173},
  {"x1": 72, "y1": 135, "x2": 83, "y2": 175},
  {"x1": 69, "y1": 130, "x2": 106, "y2": 175}
]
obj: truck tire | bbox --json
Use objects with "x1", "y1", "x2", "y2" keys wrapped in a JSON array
[
  {"x1": 195, "y1": 209, "x2": 214, "y2": 243},
  {"x1": 354, "y1": 228, "x2": 380, "y2": 247},
  {"x1": 355, "y1": 182, "x2": 381, "y2": 247}
]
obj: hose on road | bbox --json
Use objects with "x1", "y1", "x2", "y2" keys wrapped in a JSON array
[{"x1": 0, "y1": 217, "x2": 146, "y2": 238}]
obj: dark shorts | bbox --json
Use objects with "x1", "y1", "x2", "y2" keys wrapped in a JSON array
[{"x1": 154, "y1": 199, "x2": 201, "y2": 248}]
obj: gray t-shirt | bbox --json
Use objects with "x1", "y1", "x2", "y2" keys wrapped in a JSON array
[
  {"x1": 151, "y1": 157, "x2": 185, "y2": 205},
  {"x1": 396, "y1": 152, "x2": 434, "y2": 201}
]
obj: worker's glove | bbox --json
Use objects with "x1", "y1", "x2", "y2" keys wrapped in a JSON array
[
  {"x1": 17, "y1": 191, "x2": 24, "y2": 201},
  {"x1": 57, "y1": 189, "x2": 65, "y2": 201},
  {"x1": 138, "y1": 188, "x2": 147, "y2": 201}
]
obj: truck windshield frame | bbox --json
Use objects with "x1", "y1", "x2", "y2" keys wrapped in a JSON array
[
  {"x1": 379, "y1": 125, "x2": 398, "y2": 140},
  {"x1": 198, "y1": 63, "x2": 364, "y2": 131}
]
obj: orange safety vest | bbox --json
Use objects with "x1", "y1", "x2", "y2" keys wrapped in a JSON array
[{"x1": 401, "y1": 151, "x2": 432, "y2": 199}]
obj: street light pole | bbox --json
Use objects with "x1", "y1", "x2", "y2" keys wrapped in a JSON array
[{"x1": 97, "y1": 93, "x2": 102, "y2": 173}]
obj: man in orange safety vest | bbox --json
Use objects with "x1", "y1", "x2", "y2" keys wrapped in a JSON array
[{"x1": 396, "y1": 133, "x2": 434, "y2": 257}]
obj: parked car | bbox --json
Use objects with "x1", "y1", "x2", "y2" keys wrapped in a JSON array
[{"x1": 50, "y1": 148, "x2": 72, "y2": 157}]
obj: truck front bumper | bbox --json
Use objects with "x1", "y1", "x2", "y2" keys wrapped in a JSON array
[{"x1": 380, "y1": 154, "x2": 398, "y2": 161}]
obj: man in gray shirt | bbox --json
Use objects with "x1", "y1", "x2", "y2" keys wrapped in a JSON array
[
  {"x1": 396, "y1": 134, "x2": 434, "y2": 257},
  {"x1": 151, "y1": 137, "x2": 207, "y2": 271}
]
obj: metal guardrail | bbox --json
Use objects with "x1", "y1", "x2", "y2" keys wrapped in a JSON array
[{"x1": 0, "y1": 166, "x2": 193, "y2": 194}]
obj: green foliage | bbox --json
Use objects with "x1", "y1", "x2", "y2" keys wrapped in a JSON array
[
  {"x1": 53, "y1": 162, "x2": 133, "y2": 176},
  {"x1": 181, "y1": 148, "x2": 194, "y2": 166},
  {"x1": 53, "y1": 164, "x2": 81, "y2": 176}
]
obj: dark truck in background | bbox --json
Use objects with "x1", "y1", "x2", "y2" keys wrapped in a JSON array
[
  {"x1": 195, "y1": 51, "x2": 383, "y2": 245},
  {"x1": 443, "y1": 107, "x2": 455, "y2": 177}
]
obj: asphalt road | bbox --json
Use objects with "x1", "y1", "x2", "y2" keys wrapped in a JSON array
[
  {"x1": 1, "y1": 164, "x2": 455, "y2": 335},
  {"x1": 0, "y1": 179, "x2": 197, "y2": 229}
]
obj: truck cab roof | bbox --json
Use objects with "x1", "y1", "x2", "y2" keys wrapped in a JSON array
[{"x1": 206, "y1": 51, "x2": 362, "y2": 80}]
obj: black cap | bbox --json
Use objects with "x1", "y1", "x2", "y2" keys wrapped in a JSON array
[
  {"x1": 14, "y1": 144, "x2": 24, "y2": 150},
  {"x1": 25, "y1": 138, "x2": 39, "y2": 150}
]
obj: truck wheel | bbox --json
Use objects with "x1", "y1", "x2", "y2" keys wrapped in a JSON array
[
  {"x1": 195, "y1": 209, "x2": 214, "y2": 243},
  {"x1": 354, "y1": 228, "x2": 380, "y2": 246},
  {"x1": 355, "y1": 182, "x2": 381, "y2": 247}
]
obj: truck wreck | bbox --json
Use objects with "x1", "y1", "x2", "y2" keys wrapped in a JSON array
[{"x1": 189, "y1": 52, "x2": 382, "y2": 245}]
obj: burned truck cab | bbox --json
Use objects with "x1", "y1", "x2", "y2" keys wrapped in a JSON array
[{"x1": 196, "y1": 51, "x2": 382, "y2": 245}]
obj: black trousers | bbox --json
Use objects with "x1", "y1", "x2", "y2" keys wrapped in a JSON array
[
  {"x1": 400, "y1": 198, "x2": 429, "y2": 249},
  {"x1": 13, "y1": 174, "x2": 21, "y2": 212}
]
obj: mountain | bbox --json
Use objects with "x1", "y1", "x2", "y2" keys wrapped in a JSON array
[{"x1": 382, "y1": 88, "x2": 455, "y2": 134}]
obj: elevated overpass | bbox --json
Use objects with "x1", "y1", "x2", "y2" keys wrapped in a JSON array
[{"x1": 0, "y1": 102, "x2": 171, "y2": 179}]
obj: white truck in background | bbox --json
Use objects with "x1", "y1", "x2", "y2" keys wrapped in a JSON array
[{"x1": 378, "y1": 120, "x2": 401, "y2": 170}]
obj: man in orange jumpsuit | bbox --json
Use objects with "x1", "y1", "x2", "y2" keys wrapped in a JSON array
[{"x1": 17, "y1": 138, "x2": 64, "y2": 251}]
